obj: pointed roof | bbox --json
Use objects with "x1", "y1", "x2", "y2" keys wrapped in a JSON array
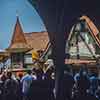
[
  {"x1": 66, "y1": 15, "x2": 99, "y2": 59},
  {"x1": 7, "y1": 16, "x2": 31, "y2": 52},
  {"x1": 11, "y1": 16, "x2": 26, "y2": 44}
]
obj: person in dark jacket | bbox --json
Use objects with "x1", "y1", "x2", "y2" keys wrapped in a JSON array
[{"x1": 3, "y1": 71, "x2": 19, "y2": 100}]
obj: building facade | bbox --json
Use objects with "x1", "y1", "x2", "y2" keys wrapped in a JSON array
[{"x1": 7, "y1": 16, "x2": 49, "y2": 68}]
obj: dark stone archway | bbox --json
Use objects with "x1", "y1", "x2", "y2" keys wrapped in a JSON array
[{"x1": 28, "y1": 0, "x2": 100, "y2": 100}]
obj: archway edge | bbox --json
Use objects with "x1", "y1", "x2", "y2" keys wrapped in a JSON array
[
  {"x1": 27, "y1": 0, "x2": 100, "y2": 100},
  {"x1": 28, "y1": 1, "x2": 68, "y2": 100}
]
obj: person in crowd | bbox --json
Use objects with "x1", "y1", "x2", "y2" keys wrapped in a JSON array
[
  {"x1": 89, "y1": 75, "x2": 98, "y2": 95},
  {"x1": 21, "y1": 70, "x2": 34, "y2": 100},
  {"x1": 95, "y1": 78, "x2": 100, "y2": 99},
  {"x1": 17, "y1": 72, "x2": 23, "y2": 83},
  {"x1": 62, "y1": 65, "x2": 75, "y2": 100},
  {"x1": 0, "y1": 71, "x2": 6, "y2": 100},
  {"x1": 17, "y1": 72, "x2": 24, "y2": 100},
  {"x1": 33, "y1": 67, "x2": 43, "y2": 80},
  {"x1": 3, "y1": 71, "x2": 20, "y2": 100},
  {"x1": 72, "y1": 67, "x2": 98, "y2": 100}
]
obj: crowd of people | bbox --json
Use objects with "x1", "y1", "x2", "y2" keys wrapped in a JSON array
[{"x1": 0, "y1": 64, "x2": 100, "y2": 100}]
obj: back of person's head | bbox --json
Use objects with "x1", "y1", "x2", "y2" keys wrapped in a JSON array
[
  {"x1": 1, "y1": 74, "x2": 6, "y2": 82},
  {"x1": 7, "y1": 71, "x2": 12, "y2": 79},
  {"x1": 18, "y1": 73, "x2": 23, "y2": 79},
  {"x1": 79, "y1": 66, "x2": 88, "y2": 77},
  {"x1": 27, "y1": 70, "x2": 32, "y2": 75}
]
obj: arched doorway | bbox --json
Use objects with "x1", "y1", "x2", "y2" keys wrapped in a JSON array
[{"x1": 28, "y1": 0, "x2": 100, "y2": 100}]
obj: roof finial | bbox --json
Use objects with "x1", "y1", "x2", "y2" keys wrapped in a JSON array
[{"x1": 16, "y1": 10, "x2": 19, "y2": 18}]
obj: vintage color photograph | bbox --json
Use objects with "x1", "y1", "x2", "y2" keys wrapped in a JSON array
[{"x1": 0, "y1": 0, "x2": 100, "y2": 100}]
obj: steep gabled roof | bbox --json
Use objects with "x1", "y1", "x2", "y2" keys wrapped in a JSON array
[
  {"x1": 7, "y1": 16, "x2": 49, "y2": 53},
  {"x1": 7, "y1": 17, "x2": 31, "y2": 52},
  {"x1": 11, "y1": 17, "x2": 26, "y2": 44}
]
